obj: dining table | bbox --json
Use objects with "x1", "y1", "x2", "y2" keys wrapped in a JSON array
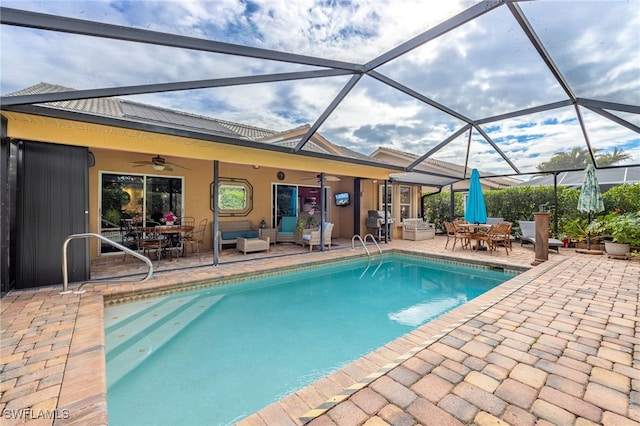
[
  {"x1": 456, "y1": 223, "x2": 492, "y2": 251},
  {"x1": 140, "y1": 225, "x2": 195, "y2": 257}
]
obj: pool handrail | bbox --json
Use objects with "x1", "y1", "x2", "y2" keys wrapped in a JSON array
[
  {"x1": 61, "y1": 232, "x2": 153, "y2": 294},
  {"x1": 352, "y1": 234, "x2": 369, "y2": 255},
  {"x1": 364, "y1": 233, "x2": 382, "y2": 255},
  {"x1": 351, "y1": 233, "x2": 382, "y2": 256}
]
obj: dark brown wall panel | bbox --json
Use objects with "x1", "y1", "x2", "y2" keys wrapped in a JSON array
[{"x1": 16, "y1": 141, "x2": 89, "y2": 289}]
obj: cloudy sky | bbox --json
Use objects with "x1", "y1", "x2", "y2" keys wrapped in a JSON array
[{"x1": 1, "y1": 0, "x2": 639, "y2": 178}]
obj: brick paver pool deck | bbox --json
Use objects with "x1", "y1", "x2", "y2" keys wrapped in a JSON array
[{"x1": 1, "y1": 237, "x2": 638, "y2": 425}]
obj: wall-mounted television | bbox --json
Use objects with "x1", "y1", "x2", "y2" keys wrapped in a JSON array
[{"x1": 334, "y1": 192, "x2": 351, "y2": 206}]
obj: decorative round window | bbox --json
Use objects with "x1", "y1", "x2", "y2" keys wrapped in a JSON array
[{"x1": 277, "y1": 171, "x2": 285, "y2": 181}]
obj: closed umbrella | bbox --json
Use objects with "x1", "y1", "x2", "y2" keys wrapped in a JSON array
[
  {"x1": 578, "y1": 164, "x2": 604, "y2": 250},
  {"x1": 464, "y1": 169, "x2": 487, "y2": 224}
]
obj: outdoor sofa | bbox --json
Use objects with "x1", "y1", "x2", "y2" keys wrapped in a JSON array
[
  {"x1": 402, "y1": 218, "x2": 435, "y2": 241},
  {"x1": 217, "y1": 220, "x2": 259, "y2": 250}
]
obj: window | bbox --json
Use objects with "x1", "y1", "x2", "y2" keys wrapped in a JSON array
[
  {"x1": 399, "y1": 186, "x2": 411, "y2": 221},
  {"x1": 210, "y1": 178, "x2": 253, "y2": 216},
  {"x1": 379, "y1": 184, "x2": 393, "y2": 212},
  {"x1": 100, "y1": 173, "x2": 183, "y2": 254},
  {"x1": 379, "y1": 184, "x2": 414, "y2": 221}
]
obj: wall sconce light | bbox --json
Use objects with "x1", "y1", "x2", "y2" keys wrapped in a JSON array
[{"x1": 252, "y1": 165, "x2": 260, "y2": 169}]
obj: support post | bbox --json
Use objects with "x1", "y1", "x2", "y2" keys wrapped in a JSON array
[{"x1": 531, "y1": 212, "x2": 550, "y2": 266}]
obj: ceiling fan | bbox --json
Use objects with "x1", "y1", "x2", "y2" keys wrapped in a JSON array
[
  {"x1": 303, "y1": 173, "x2": 341, "y2": 183},
  {"x1": 131, "y1": 155, "x2": 189, "y2": 171}
]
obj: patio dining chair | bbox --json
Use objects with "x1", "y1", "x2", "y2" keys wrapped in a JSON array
[
  {"x1": 488, "y1": 222, "x2": 511, "y2": 254},
  {"x1": 444, "y1": 221, "x2": 469, "y2": 250},
  {"x1": 141, "y1": 230, "x2": 169, "y2": 266},
  {"x1": 182, "y1": 218, "x2": 207, "y2": 260},
  {"x1": 178, "y1": 216, "x2": 195, "y2": 229},
  {"x1": 123, "y1": 220, "x2": 162, "y2": 261},
  {"x1": 498, "y1": 221, "x2": 513, "y2": 250}
]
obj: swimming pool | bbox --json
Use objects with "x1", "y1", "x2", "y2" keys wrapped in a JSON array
[{"x1": 105, "y1": 254, "x2": 517, "y2": 425}]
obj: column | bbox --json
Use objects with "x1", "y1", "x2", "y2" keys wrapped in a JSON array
[{"x1": 531, "y1": 212, "x2": 550, "y2": 266}]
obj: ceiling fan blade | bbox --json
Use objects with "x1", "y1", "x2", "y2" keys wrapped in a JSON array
[
  {"x1": 302, "y1": 174, "x2": 340, "y2": 182},
  {"x1": 166, "y1": 161, "x2": 190, "y2": 170},
  {"x1": 130, "y1": 156, "x2": 189, "y2": 171}
]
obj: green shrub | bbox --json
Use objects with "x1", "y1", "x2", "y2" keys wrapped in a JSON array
[{"x1": 422, "y1": 183, "x2": 639, "y2": 238}]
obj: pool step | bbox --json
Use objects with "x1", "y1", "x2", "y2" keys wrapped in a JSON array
[
  {"x1": 105, "y1": 295, "x2": 200, "y2": 352},
  {"x1": 104, "y1": 296, "x2": 181, "y2": 329},
  {"x1": 106, "y1": 293, "x2": 224, "y2": 387}
]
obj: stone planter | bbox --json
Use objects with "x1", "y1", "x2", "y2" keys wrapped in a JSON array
[{"x1": 604, "y1": 241, "x2": 630, "y2": 258}]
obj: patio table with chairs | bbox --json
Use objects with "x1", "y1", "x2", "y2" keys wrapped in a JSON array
[
  {"x1": 135, "y1": 224, "x2": 195, "y2": 262},
  {"x1": 446, "y1": 221, "x2": 513, "y2": 254}
]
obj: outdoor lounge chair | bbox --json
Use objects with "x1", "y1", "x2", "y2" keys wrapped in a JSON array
[
  {"x1": 277, "y1": 216, "x2": 298, "y2": 243},
  {"x1": 518, "y1": 220, "x2": 563, "y2": 252},
  {"x1": 302, "y1": 222, "x2": 333, "y2": 251}
]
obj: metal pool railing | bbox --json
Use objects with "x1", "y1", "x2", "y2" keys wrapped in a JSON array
[
  {"x1": 351, "y1": 233, "x2": 382, "y2": 256},
  {"x1": 61, "y1": 233, "x2": 153, "y2": 294}
]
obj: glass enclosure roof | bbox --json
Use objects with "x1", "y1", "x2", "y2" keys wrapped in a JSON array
[{"x1": 1, "y1": 0, "x2": 638, "y2": 185}]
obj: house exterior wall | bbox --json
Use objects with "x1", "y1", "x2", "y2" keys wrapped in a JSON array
[
  {"x1": 88, "y1": 149, "x2": 353, "y2": 258},
  {"x1": 3, "y1": 111, "x2": 407, "y2": 270}
]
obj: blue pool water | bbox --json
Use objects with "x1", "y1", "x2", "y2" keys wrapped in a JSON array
[{"x1": 106, "y1": 254, "x2": 517, "y2": 425}]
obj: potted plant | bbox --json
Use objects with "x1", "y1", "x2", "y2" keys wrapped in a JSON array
[
  {"x1": 563, "y1": 218, "x2": 603, "y2": 249},
  {"x1": 587, "y1": 211, "x2": 640, "y2": 258},
  {"x1": 294, "y1": 215, "x2": 318, "y2": 245},
  {"x1": 163, "y1": 211, "x2": 177, "y2": 225}
]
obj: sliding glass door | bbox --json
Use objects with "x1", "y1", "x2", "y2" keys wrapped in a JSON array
[
  {"x1": 272, "y1": 183, "x2": 331, "y2": 228},
  {"x1": 100, "y1": 173, "x2": 183, "y2": 254}
]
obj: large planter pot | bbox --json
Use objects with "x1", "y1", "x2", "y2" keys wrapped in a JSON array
[{"x1": 605, "y1": 241, "x2": 630, "y2": 258}]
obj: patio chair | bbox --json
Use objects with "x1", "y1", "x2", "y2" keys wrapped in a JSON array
[
  {"x1": 277, "y1": 216, "x2": 298, "y2": 243},
  {"x1": 444, "y1": 221, "x2": 469, "y2": 250},
  {"x1": 518, "y1": 220, "x2": 563, "y2": 252},
  {"x1": 182, "y1": 218, "x2": 207, "y2": 260},
  {"x1": 498, "y1": 221, "x2": 514, "y2": 250},
  {"x1": 178, "y1": 216, "x2": 195, "y2": 229},
  {"x1": 141, "y1": 228, "x2": 169, "y2": 266},
  {"x1": 488, "y1": 222, "x2": 511, "y2": 254},
  {"x1": 302, "y1": 222, "x2": 333, "y2": 251}
]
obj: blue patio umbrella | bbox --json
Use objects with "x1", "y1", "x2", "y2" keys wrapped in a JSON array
[
  {"x1": 578, "y1": 163, "x2": 604, "y2": 250},
  {"x1": 464, "y1": 169, "x2": 487, "y2": 224}
]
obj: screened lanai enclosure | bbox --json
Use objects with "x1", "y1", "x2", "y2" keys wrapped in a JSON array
[{"x1": 1, "y1": 0, "x2": 638, "y2": 185}]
